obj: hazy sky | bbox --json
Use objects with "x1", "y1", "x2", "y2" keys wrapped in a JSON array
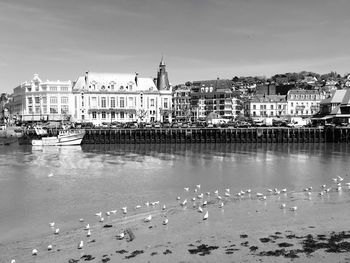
[{"x1": 1, "y1": 0, "x2": 350, "y2": 92}]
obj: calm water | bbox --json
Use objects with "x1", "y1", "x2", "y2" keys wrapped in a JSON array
[{"x1": 0, "y1": 143, "x2": 349, "y2": 245}]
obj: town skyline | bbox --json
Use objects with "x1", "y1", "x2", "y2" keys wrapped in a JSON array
[{"x1": 1, "y1": 0, "x2": 350, "y2": 93}]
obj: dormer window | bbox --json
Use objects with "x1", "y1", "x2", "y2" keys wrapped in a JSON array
[{"x1": 101, "y1": 85, "x2": 105, "y2": 90}]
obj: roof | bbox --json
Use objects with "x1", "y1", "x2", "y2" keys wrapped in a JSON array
[
  {"x1": 332, "y1": 90, "x2": 347, "y2": 103},
  {"x1": 72, "y1": 72, "x2": 157, "y2": 92},
  {"x1": 341, "y1": 89, "x2": 350, "y2": 105},
  {"x1": 250, "y1": 95, "x2": 286, "y2": 103},
  {"x1": 191, "y1": 79, "x2": 234, "y2": 92}
]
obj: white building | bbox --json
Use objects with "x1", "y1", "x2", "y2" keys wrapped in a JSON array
[
  {"x1": 71, "y1": 60, "x2": 173, "y2": 125},
  {"x1": 244, "y1": 95, "x2": 287, "y2": 118},
  {"x1": 9, "y1": 74, "x2": 72, "y2": 122},
  {"x1": 287, "y1": 89, "x2": 325, "y2": 116}
]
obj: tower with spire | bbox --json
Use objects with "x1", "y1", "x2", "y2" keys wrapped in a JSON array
[{"x1": 156, "y1": 56, "x2": 170, "y2": 91}]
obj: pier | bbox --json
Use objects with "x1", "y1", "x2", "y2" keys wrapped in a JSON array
[{"x1": 19, "y1": 127, "x2": 350, "y2": 145}]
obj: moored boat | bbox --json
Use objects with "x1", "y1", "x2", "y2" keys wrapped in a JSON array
[{"x1": 32, "y1": 127, "x2": 85, "y2": 146}]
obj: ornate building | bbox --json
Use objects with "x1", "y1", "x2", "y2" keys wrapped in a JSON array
[
  {"x1": 8, "y1": 74, "x2": 72, "y2": 122},
  {"x1": 72, "y1": 59, "x2": 173, "y2": 125},
  {"x1": 244, "y1": 95, "x2": 287, "y2": 118},
  {"x1": 287, "y1": 89, "x2": 325, "y2": 117}
]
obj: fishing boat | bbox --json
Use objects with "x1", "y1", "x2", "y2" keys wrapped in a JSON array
[{"x1": 32, "y1": 127, "x2": 85, "y2": 146}]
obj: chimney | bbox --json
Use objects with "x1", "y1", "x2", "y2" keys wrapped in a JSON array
[
  {"x1": 84, "y1": 71, "x2": 88, "y2": 90},
  {"x1": 135, "y1": 72, "x2": 138, "y2": 86}
]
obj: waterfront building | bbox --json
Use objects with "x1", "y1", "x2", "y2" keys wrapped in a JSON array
[
  {"x1": 286, "y1": 89, "x2": 325, "y2": 117},
  {"x1": 244, "y1": 95, "x2": 287, "y2": 118},
  {"x1": 71, "y1": 59, "x2": 172, "y2": 125},
  {"x1": 8, "y1": 74, "x2": 73, "y2": 122},
  {"x1": 172, "y1": 85, "x2": 191, "y2": 122},
  {"x1": 189, "y1": 79, "x2": 240, "y2": 121}
]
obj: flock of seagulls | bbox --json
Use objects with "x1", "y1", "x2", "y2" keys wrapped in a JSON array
[{"x1": 10, "y1": 174, "x2": 350, "y2": 262}]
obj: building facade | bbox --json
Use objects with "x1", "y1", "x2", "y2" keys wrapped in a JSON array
[
  {"x1": 8, "y1": 74, "x2": 73, "y2": 122},
  {"x1": 286, "y1": 89, "x2": 325, "y2": 117},
  {"x1": 72, "y1": 60, "x2": 173, "y2": 125},
  {"x1": 189, "y1": 79, "x2": 240, "y2": 121},
  {"x1": 172, "y1": 85, "x2": 191, "y2": 122},
  {"x1": 244, "y1": 95, "x2": 287, "y2": 118}
]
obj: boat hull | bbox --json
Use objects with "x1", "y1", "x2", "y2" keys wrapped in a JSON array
[{"x1": 31, "y1": 130, "x2": 85, "y2": 146}]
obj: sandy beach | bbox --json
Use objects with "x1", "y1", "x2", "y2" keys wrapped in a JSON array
[{"x1": 2, "y1": 184, "x2": 350, "y2": 263}]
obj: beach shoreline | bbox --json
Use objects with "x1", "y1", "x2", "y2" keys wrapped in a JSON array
[{"x1": 2, "y1": 187, "x2": 350, "y2": 263}]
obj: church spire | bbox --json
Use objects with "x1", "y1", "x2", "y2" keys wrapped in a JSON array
[{"x1": 156, "y1": 56, "x2": 170, "y2": 91}]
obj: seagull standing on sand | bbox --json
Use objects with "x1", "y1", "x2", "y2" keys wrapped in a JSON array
[
  {"x1": 78, "y1": 240, "x2": 83, "y2": 249},
  {"x1": 49, "y1": 222, "x2": 55, "y2": 227},
  {"x1": 54, "y1": 228, "x2": 60, "y2": 235},
  {"x1": 95, "y1": 212, "x2": 102, "y2": 217},
  {"x1": 144, "y1": 215, "x2": 152, "y2": 222},
  {"x1": 122, "y1": 207, "x2": 127, "y2": 214},
  {"x1": 116, "y1": 232, "x2": 125, "y2": 240},
  {"x1": 184, "y1": 187, "x2": 189, "y2": 192},
  {"x1": 11, "y1": 260, "x2": 16, "y2": 263},
  {"x1": 87, "y1": 229, "x2": 91, "y2": 237},
  {"x1": 290, "y1": 206, "x2": 298, "y2": 211},
  {"x1": 203, "y1": 210, "x2": 208, "y2": 220},
  {"x1": 198, "y1": 206, "x2": 203, "y2": 213},
  {"x1": 47, "y1": 244, "x2": 53, "y2": 251},
  {"x1": 181, "y1": 199, "x2": 187, "y2": 207},
  {"x1": 163, "y1": 218, "x2": 169, "y2": 225},
  {"x1": 84, "y1": 224, "x2": 90, "y2": 230},
  {"x1": 32, "y1": 249, "x2": 38, "y2": 256}
]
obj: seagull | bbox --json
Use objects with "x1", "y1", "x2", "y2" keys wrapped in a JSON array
[
  {"x1": 84, "y1": 224, "x2": 90, "y2": 230},
  {"x1": 110, "y1": 210, "x2": 117, "y2": 214},
  {"x1": 49, "y1": 222, "x2": 55, "y2": 227},
  {"x1": 290, "y1": 206, "x2": 298, "y2": 211},
  {"x1": 321, "y1": 185, "x2": 326, "y2": 188},
  {"x1": 203, "y1": 200, "x2": 208, "y2": 206},
  {"x1": 54, "y1": 228, "x2": 60, "y2": 235},
  {"x1": 217, "y1": 195, "x2": 222, "y2": 200},
  {"x1": 197, "y1": 193, "x2": 204, "y2": 199},
  {"x1": 176, "y1": 196, "x2": 181, "y2": 200},
  {"x1": 194, "y1": 189, "x2": 198, "y2": 193},
  {"x1": 47, "y1": 173, "x2": 54, "y2": 178},
  {"x1": 122, "y1": 207, "x2": 127, "y2": 214},
  {"x1": 95, "y1": 212, "x2": 102, "y2": 217},
  {"x1": 214, "y1": 190, "x2": 219, "y2": 195},
  {"x1": 144, "y1": 215, "x2": 152, "y2": 223},
  {"x1": 47, "y1": 244, "x2": 53, "y2": 251},
  {"x1": 281, "y1": 188, "x2": 287, "y2": 193},
  {"x1": 345, "y1": 182, "x2": 350, "y2": 186},
  {"x1": 196, "y1": 184, "x2": 201, "y2": 189},
  {"x1": 337, "y1": 176, "x2": 344, "y2": 182},
  {"x1": 145, "y1": 202, "x2": 150, "y2": 207},
  {"x1": 116, "y1": 232, "x2": 125, "y2": 240},
  {"x1": 198, "y1": 206, "x2": 203, "y2": 213},
  {"x1": 203, "y1": 211, "x2": 208, "y2": 220},
  {"x1": 32, "y1": 248, "x2": 38, "y2": 256},
  {"x1": 151, "y1": 201, "x2": 159, "y2": 206},
  {"x1": 78, "y1": 240, "x2": 83, "y2": 249},
  {"x1": 106, "y1": 211, "x2": 111, "y2": 216},
  {"x1": 219, "y1": 202, "x2": 224, "y2": 208},
  {"x1": 181, "y1": 199, "x2": 187, "y2": 206},
  {"x1": 246, "y1": 189, "x2": 251, "y2": 193},
  {"x1": 184, "y1": 187, "x2": 189, "y2": 192},
  {"x1": 135, "y1": 205, "x2": 141, "y2": 209},
  {"x1": 280, "y1": 203, "x2": 286, "y2": 209},
  {"x1": 191, "y1": 197, "x2": 196, "y2": 201},
  {"x1": 256, "y1": 193, "x2": 263, "y2": 197},
  {"x1": 162, "y1": 204, "x2": 166, "y2": 210},
  {"x1": 318, "y1": 192, "x2": 324, "y2": 196},
  {"x1": 87, "y1": 229, "x2": 91, "y2": 237},
  {"x1": 79, "y1": 218, "x2": 84, "y2": 222},
  {"x1": 267, "y1": 189, "x2": 273, "y2": 193},
  {"x1": 206, "y1": 192, "x2": 211, "y2": 196},
  {"x1": 11, "y1": 260, "x2": 16, "y2": 263},
  {"x1": 224, "y1": 192, "x2": 231, "y2": 197},
  {"x1": 163, "y1": 218, "x2": 169, "y2": 225},
  {"x1": 225, "y1": 188, "x2": 230, "y2": 193},
  {"x1": 99, "y1": 217, "x2": 104, "y2": 222}
]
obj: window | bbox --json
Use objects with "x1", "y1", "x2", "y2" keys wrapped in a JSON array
[
  {"x1": 101, "y1": 97, "x2": 106, "y2": 108},
  {"x1": 42, "y1": 97, "x2": 47, "y2": 104},
  {"x1": 253, "y1": 105, "x2": 256, "y2": 110},
  {"x1": 50, "y1": 97, "x2": 58, "y2": 104},
  {"x1": 35, "y1": 83, "x2": 39, "y2": 91},
  {"x1": 91, "y1": 97, "x2": 97, "y2": 108},
  {"x1": 253, "y1": 111, "x2": 256, "y2": 116},
  {"x1": 110, "y1": 97, "x2": 115, "y2": 108},
  {"x1": 61, "y1": 87, "x2": 68, "y2": 91},
  {"x1": 111, "y1": 112, "x2": 115, "y2": 119},
  {"x1": 35, "y1": 106, "x2": 40, "y2": 114},
  {"x1": 28, "y1": 106, "x2": 33, "y2": 113},
  {"x1": 291, "y1": 102, "x2": 293, "y2": 107},
  {"x1": 270, "y1": 111, "x2": 273, "y2": 116},
  {"x1": 270, "y1": 105, "x2": 273, "y2": 110},
  {"x1": 27, "y1": 87, "x2": 32, "y2": 92},
  {"x1": 120, "y1": 97, "x2": 125, "y2": 108},
  {"x1": 61, "y1": 105, "x2": 69, "y2": 114},
  {"x1": 150, "y1": 98, "x2": 155, "y2": 107},
  {"x1": 92, "y1": 112, "x2": 97, "y2": 119},
  {"x1": 101, "y1": 111, "x2": 106, "y2": 119},
  {"x1": 28, "y1": 97, "x2": 33, "y2": 104},
  {"x1": 164, "y1": 98, "x2": 168, "y2": 108},
  {"x1": 128, "y1": 97, "x2": 133, "y2": 107},
  {"x1": 61, "y1": 97, "x2": 68, "y2": 104},
  {"x1": 35, "y1": 97, "x2": 40, "y2": 104},
  {"x1": 120, "y1": 112, "x2": 124, "y2": 118},
  {"x1": 129, "y1": 113, "x2": 133, "y2": 119},
  {"x1": 41, "y1": 86, "x2": 47, "y2": 91},
  {"x1": 42, "y1": 106, "x2": 47, "y2": 114},
  {"x1": 50, "y1": 86, "x2": 57, "y2": 91},
  {"x1": 50, "y1": 106, "x2": 58, "y2": 114}
]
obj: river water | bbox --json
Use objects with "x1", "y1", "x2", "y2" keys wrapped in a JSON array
[{"x1": 0, "y1": 143, "x2": 349, "y2": 246}]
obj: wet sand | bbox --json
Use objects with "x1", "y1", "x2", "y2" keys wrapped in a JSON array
[{"x1": 2, "y1": 186, "x2": 350, "y2": 263}]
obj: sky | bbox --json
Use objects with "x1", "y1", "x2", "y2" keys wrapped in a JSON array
[{"x1": 0, "y1": 0, "x2": 350, "y2": 93}]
